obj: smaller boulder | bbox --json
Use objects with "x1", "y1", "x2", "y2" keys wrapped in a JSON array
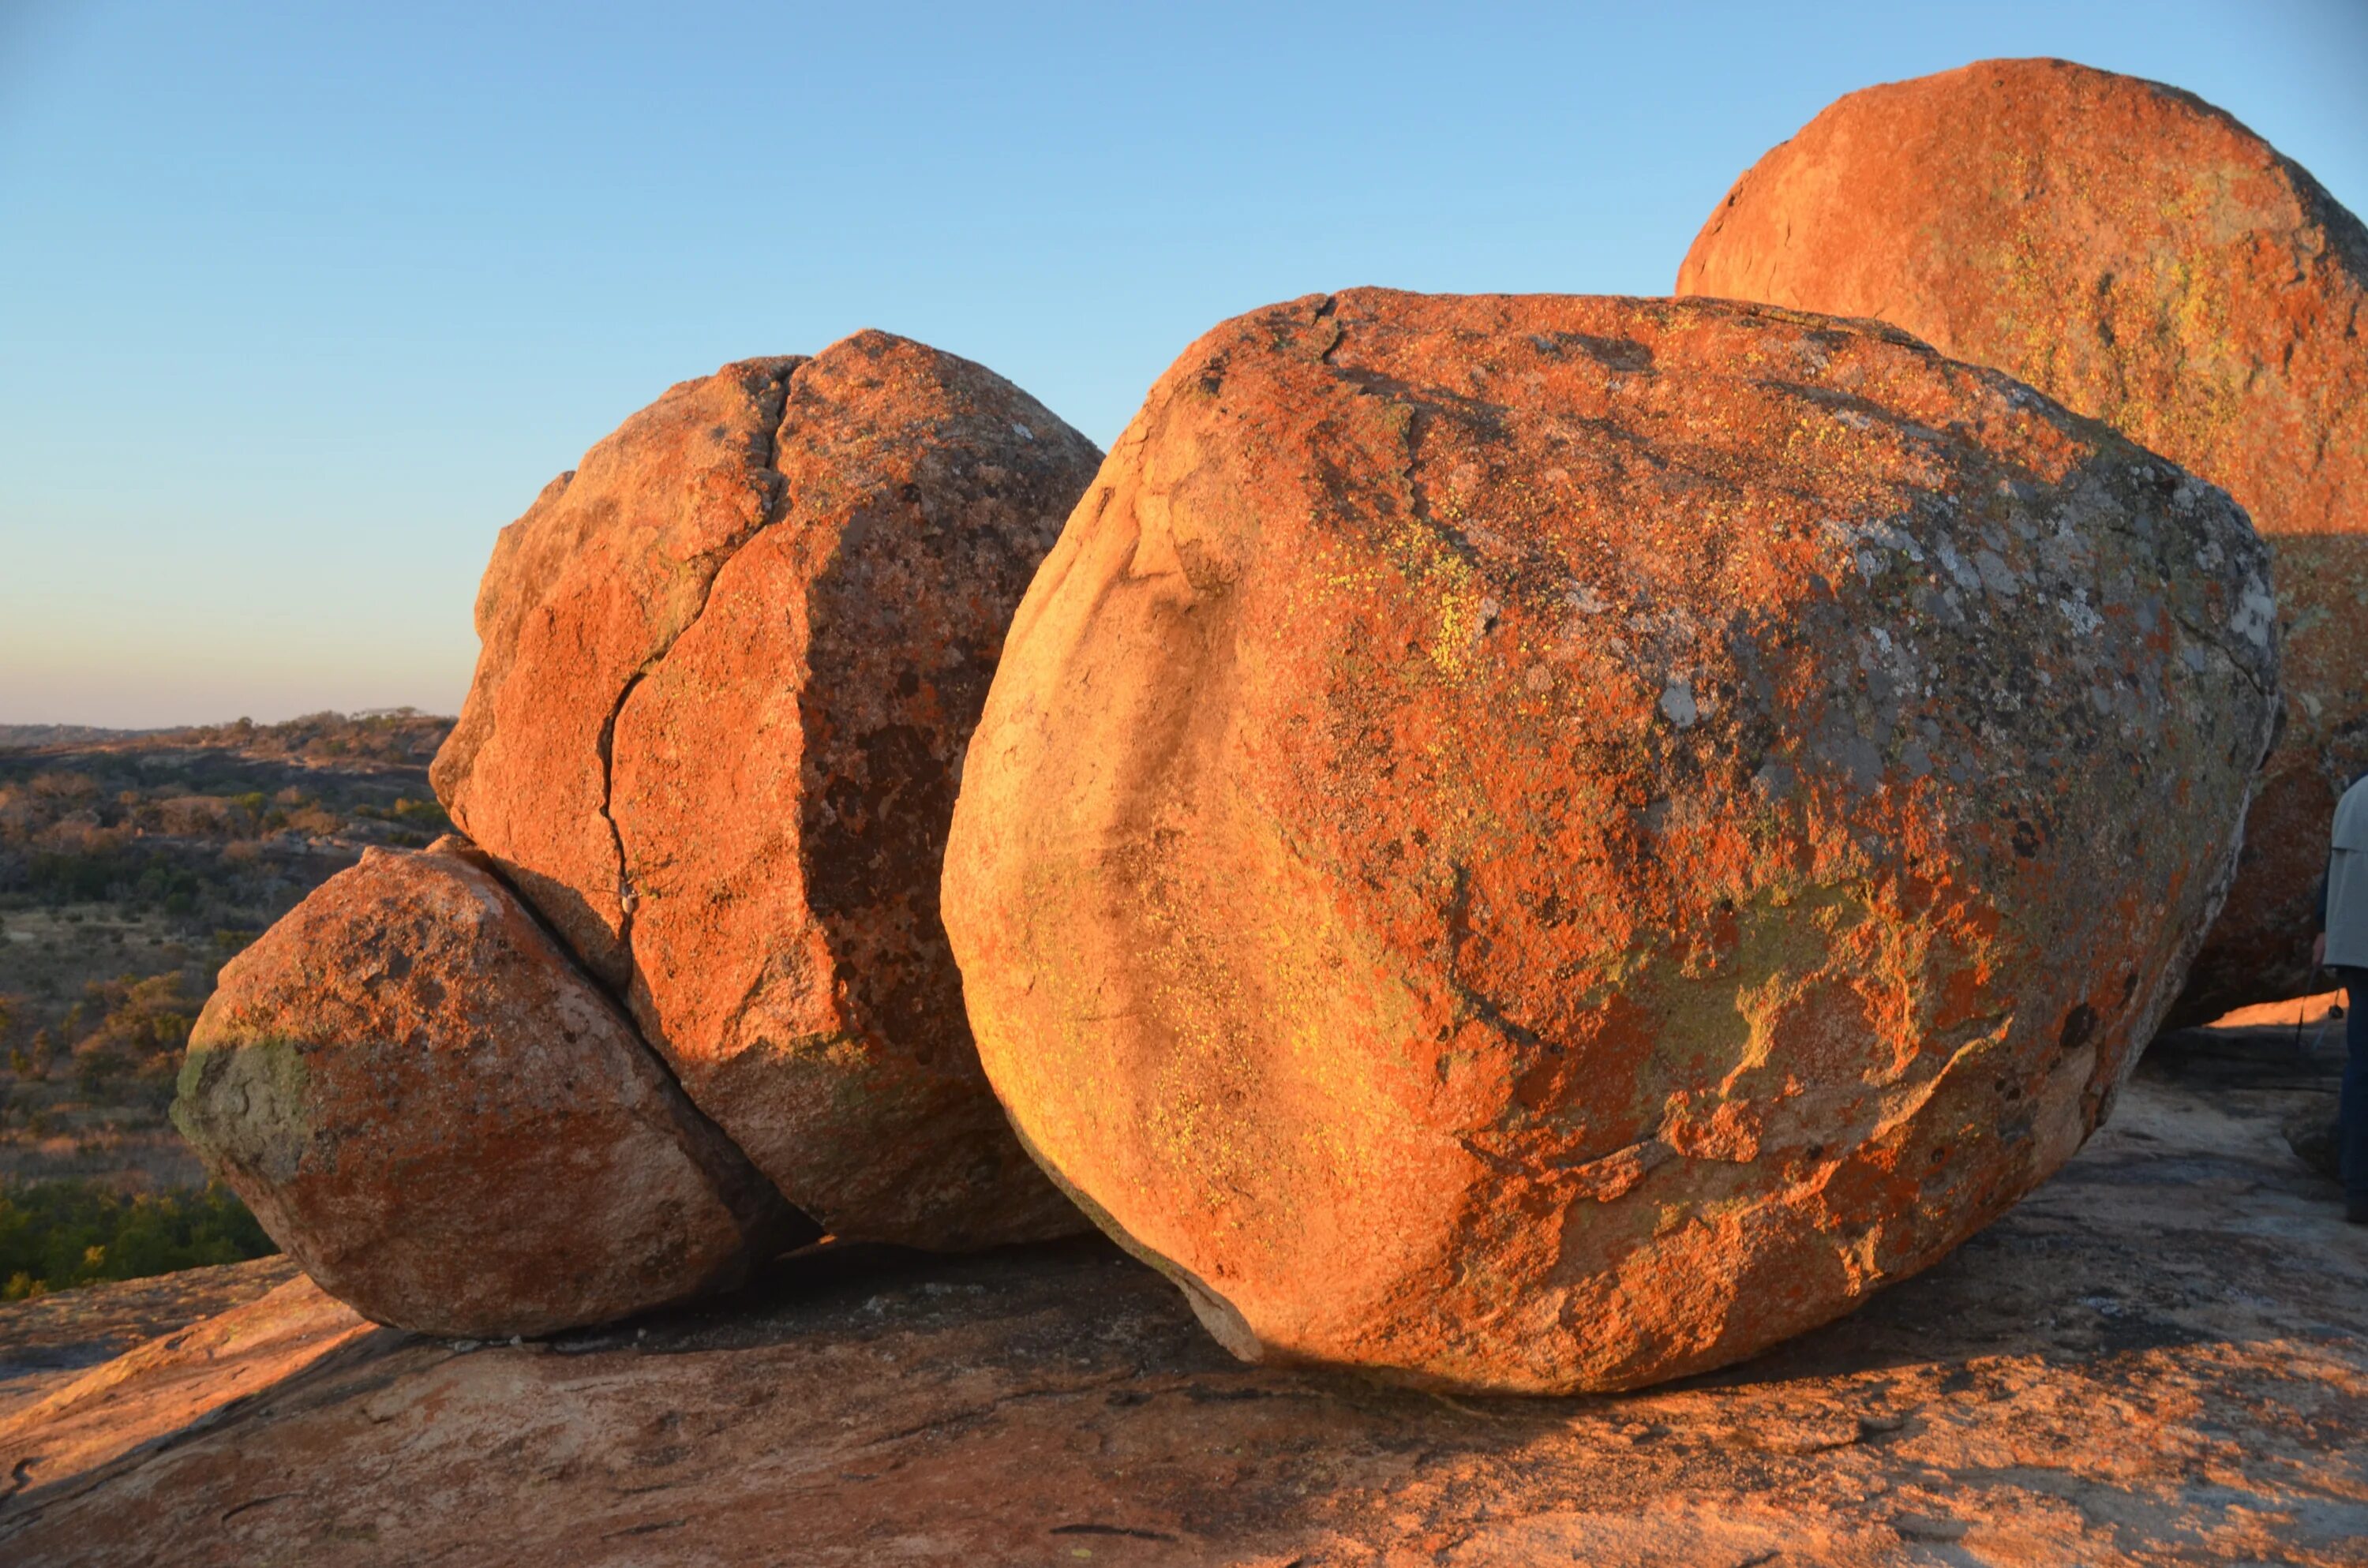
[
  {"x1": 2284, "y1": 1105, "x2": 2340, "y2": 1184},
  {"x1": 174, "y1": 837, "x2": 810, "y2": 1338}
]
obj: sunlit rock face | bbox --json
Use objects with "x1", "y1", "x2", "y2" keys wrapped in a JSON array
[
  {"x1": 1677, "y1": 57, "x2": 2368, "y2": 1024},
  {"x1": 429, "y1": 335, "x2": 1103, "y2": 1250},
  {"x1": 942, "y1": 288, "x2": 2278, "y2": 1393},
  {"x1": 174, "y1": 836, "x2": 811, "y2": 1338}
]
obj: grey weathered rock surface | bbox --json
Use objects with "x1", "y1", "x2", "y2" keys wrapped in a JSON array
[
  {"x1": 430, "y1": 333, "x2": 1100, "y2": 1249},
  {"x1": 173, "y1": 837, "x2": 807, "y2": 1338},
  {"x1": 6, "y1": 1023, "x2": 2364, "y2": 1564},
  {"x1": 1677, "y1": 58, "x2": 2368, "y2": 1024}
]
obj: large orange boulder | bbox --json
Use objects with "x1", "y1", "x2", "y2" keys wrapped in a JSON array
[
  {"x1": 431, "y1": 333, "x2": 1100, "y2": 1248},
  {"x1": 1677, "y1": 58, "x2": 2368, "y2": 1022},
  {"x1": 174, "y1": 838, "x2": 810, "y2": 1338},
  {"x1": 942, "y1": 290, "x2": 2280, "y2": 1392}
]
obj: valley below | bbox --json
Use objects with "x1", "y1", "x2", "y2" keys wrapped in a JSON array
[{"x1": 0, "y1": 713, "x2": 453, "y2": 1297}]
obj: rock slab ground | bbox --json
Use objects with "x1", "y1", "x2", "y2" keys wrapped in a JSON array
[
  {"x1": 945, "y1": 287, "x2": 2278, "y2": 1392},
  {"x1": 431, "y1": 332, "x2": 1102, "y2": 1249},
  {"x1": 0, "y1": 1258, "x2": 303, "y2": 1424},
  {"x1": 1677, "y1": 57, "x2": 2368, "y2": 1024},
  {"x1": 0, "y1": 1020, "x2": 2362, "y2": 1565}
]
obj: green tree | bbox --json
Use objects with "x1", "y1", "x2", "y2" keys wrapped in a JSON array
[{"x1": 0, "y1": 1181, "x2": 275, "y2": 1296}]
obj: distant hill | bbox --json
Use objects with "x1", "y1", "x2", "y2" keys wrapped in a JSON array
[
  {"x1": 0, "y1": 725, "x2": 166, "y2": 750},
  {"x1": 0, "y1": 709, "x2": 452, "y2": 768}
]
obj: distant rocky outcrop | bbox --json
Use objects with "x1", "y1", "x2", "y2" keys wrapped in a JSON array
[
  {"x1": 0, "y1": 713, "x2": 451, "y2": 766},
  {"x1": 942, "y1": 289, "x2": 2280, "y2": 1393},
  {"x1": 174, "y1": 836, "x2": 809, "y2": 1337},
  {"x1": 1676, "y1": 58, "x2": 2368, "y2": 1024},
  {"x1": 0, "y1": 727, "x2": 164, "y2": 751},
  {"x1": 429, "y1": 333, "x2": 1102, "y2": 1251}
]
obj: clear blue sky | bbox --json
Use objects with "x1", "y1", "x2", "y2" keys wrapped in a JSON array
[{"x1": 2, "y1": 2, "x2": 2362, "y2": 727}]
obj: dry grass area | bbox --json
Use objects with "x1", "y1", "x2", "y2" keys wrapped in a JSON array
[{"x1": 0, "y1": 906, "x2": 221, "y2": 1192}]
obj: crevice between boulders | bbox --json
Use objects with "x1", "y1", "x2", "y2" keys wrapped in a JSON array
[
  {"x1": 429, "y1": 831, "x2": 819, "y2": 1273},
  {"x1": 637, "y1": 1035, "x2": 822, "y2": 1268},
  {"x1": 2116, "y1": 675, "x2": 2281, "y2": 1102}
]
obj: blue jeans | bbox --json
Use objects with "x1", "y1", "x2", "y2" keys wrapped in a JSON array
[{"x1": 2344, "y1": 968, "x2": 2368, "y2": 1204}]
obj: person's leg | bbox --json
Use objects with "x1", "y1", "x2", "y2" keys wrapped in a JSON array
[{"x1": 2344, "y1": 969, "x2": 2368, "y2": 1221}]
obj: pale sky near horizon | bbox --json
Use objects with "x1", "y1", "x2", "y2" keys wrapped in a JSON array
[{"x1": 2, "y1": 1, "x2": 2362, "y2": 728}]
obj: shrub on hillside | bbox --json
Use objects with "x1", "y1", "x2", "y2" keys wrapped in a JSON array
[
  {"x1": 0, "y1": 1179, "x2": 275, "y2": 1298},
  {"x1": 66, "y1": 972, "x2": 198, "y2": 1097}
]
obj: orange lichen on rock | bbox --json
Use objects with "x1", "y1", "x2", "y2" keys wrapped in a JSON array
[
  {"x1": 1677, "y1": 57, "x2": 2368, "y2": 1021},
  {"x1": 174, "y1": 837, "x2": 811, "y2": 1338},
  {"x1": 942, "y1": 289, "x2": 2280, "y2": 1392},
  {"x1": 431, "y1": 334, "x2": 1101, "y2": 1248}
]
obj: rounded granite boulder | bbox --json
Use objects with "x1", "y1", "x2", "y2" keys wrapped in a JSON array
[
  {"x1": 942, "y1": 289, "x2": 2280, "y2": 1392},
  {"x1": 174, "y1": 837, "x2": 812, "y2": 1338},
  {"x1": 430, "y1": 333, "x2": 1102, "y2": 1249},
  {"x1": 1677, "y1": 57, "x2": 2368, "y2": 1023}
]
